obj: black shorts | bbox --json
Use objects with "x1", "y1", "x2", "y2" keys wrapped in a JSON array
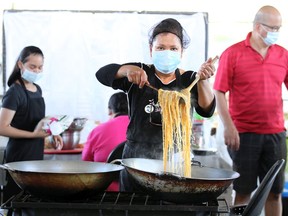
[{"x1": 228, "y1": 132, "x2": 287, "y2": 194}]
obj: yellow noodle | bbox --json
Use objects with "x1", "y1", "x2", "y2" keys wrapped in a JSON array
[
  {"x1": 159, "y1": 57, "x2": 218, "y2": 177},
  {"x1": 158, "y1": 88, "x2": 192, "y2": 178}
]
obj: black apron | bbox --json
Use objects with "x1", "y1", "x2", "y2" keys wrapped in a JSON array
[
  {"x1": 120, "y1": 69, "x2": 183, "y2": 192},
  {"x1": 3, "y1": 86, "x2": 45, "y2": 203}
]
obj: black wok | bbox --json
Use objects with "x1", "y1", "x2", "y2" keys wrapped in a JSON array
[
  {"x1": 0, "y1": 160, "x2": 124, "y2": 199},
  {"x1": 116, "y1": 158, "x2": 239, "y2": 203}
]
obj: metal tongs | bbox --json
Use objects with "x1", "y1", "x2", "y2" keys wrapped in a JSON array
[{"x1": 145, "y1": 83, "x2": 159, "y2": 91}]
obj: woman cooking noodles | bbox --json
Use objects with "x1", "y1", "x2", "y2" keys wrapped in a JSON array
[{"x1": 96, "y1": 18, "x2": 216, "y2": 191}]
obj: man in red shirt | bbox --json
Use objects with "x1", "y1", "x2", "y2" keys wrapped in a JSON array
[{"x1": 214, "y1": 5, "x2": 288, "y2": 216}]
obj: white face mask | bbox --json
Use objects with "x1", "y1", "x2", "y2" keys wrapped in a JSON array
[{"x1": 21, "y1": 68, "x2": 43, "y2": 83}]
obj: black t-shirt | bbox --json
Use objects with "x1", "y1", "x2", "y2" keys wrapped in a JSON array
[
  {"x1": 96, "y1": 63, "x2": 216, "y2": 158},
  {"x1": 2, "y1": 83, "x2": 45, "y2": 162}
]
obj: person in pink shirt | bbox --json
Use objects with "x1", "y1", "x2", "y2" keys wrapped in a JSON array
[{"x1": 82, "y1": 92, "x2": 129, "y2": 191}]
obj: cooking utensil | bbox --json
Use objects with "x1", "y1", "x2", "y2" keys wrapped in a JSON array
[
  {"x1": 58, "y1": 117, "x2": 87, "y2": 150},
  {"x1": 145, "y1": 75, "x2": 200, "y2": 93},
  {"x1": 0, "y1": 160, "x2": 124, "y2": 199},
  {"x1": 113, "y1": 158, "x2": 239, "y2": 203},
  {"x1": 145, "y1": 75, "x2": 199, "y2": 105},
  {"x1": 48, "y1": 130, "x2": 81, "y2": 150},
  {"x1": 184, "y1": 55, "x2": 219, "y2": 92},
  {"x1": 61, "y1": 130, "x2": 80, "y2": 150},
  {"x1": 145, "y1": 83, "x2": 158, "y2": 91},
  {"x1": 177, "y1": 56, "x2": 218, "y2": 104}
]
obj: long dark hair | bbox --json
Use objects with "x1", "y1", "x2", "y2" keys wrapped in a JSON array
[{"x1": 7, "y1": 46, "x2": 44, "y2": 87}]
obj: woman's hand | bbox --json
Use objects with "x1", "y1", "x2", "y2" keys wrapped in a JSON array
[
  {"x1": 117, "y1": 65, "x2": 148, "y2": 88},
  {"x1": 197, "y1": 56, "x2": 218, "y2": 80},
  {"x1": 33, "y1": 118, "x2": 50, "y2": 138},
  {"x1": 195, "y1": 56, "x2": 218, "y2": 111},
  {"x1": 50, "y1": 135, "x2": 63, "y2": 150}
]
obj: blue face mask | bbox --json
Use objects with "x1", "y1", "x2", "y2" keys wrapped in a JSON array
[
  {"x1": 21, "y1": 69, "x2": 43, "y2": 83},
  {"x1": 261, "y1": 27, "x2": 279, "y2": 46},
  {"x1": 263, "y1": 31, "x2": 279, "y2": 46},
  {"x1": 152, "y1": 50, "x2": 181, "y2": 74}
]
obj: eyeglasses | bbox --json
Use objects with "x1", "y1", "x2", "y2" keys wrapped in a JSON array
[{"x1": 259, "y1": 23, "x2": 281, "y2": 32}]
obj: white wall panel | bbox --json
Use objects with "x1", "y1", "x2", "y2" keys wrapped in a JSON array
[{"x1": 3, "y1": 11, "x2": 207, "y2": 122}]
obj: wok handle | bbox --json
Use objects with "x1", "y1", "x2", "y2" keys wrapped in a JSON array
[
  {"x1": 109, "y1": 159, "x2": 122, "y2": 165},
  {"x1": 0, "y1": 164, "x2": 14, "y2": 172},
  {"x1": 191, "y1": 160, "x2": 203, "y2": 167}
]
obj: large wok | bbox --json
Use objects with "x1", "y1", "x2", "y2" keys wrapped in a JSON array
[
  {"x1": 0, "y1": 160, "x2": 124, "y2": 199},
  {"x1": 116, "y1": 158, "x2": 239, "y2": 203}
]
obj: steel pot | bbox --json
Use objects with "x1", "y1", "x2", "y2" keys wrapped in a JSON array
[
  {"x1": 0, "y1": 160, "x2": 124, "y2": 199},
  {"x1": 60, "y1": 117, "x2": 87, "y2": 150},
  {"x1": 115, "y1": 158, "x2": 239, "y2": 203},
  {"x1": 61, "y1": 130, "x2": 80, "y2": 150}
]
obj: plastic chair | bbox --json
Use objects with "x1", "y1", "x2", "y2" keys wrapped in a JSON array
[
  {"x1": 230, "y1": 159, "x2": 285, "y2": 216},
  {"x1": 106, "y1": 141, "x2": 125, "y2": 163}
]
